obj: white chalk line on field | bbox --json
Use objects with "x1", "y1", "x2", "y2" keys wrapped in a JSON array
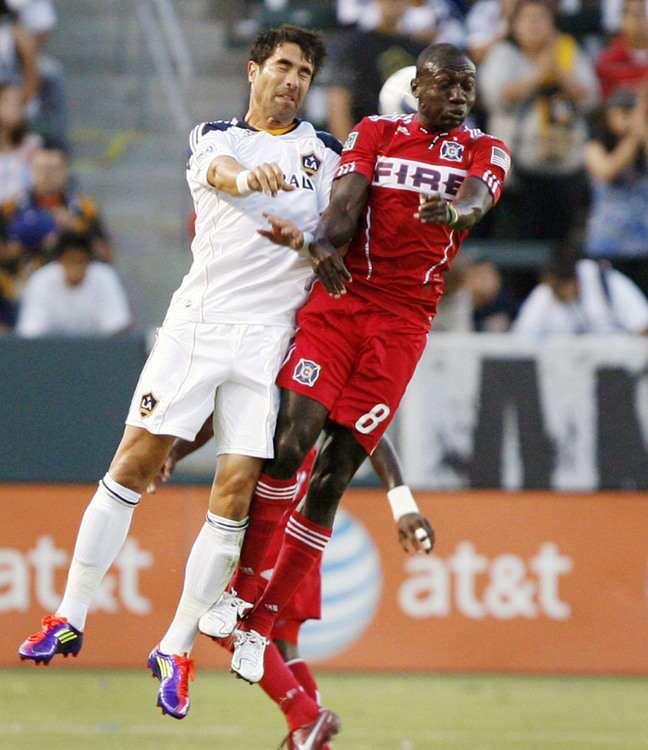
[{"x1": 5, "y1": 723, "x2": 648, "y2": 746}]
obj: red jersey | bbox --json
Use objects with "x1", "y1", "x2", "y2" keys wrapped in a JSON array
[
  {"x1": 335, "y1": 114, "x2": 511, "y2": 330},
  {"x1": 596, "y1": 37, "x2": 648, "y2": 100}
]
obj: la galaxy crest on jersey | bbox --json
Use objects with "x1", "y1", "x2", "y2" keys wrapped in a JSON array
[{"x1": 301, "y1": 152, "x2": 321, "y2": 176}]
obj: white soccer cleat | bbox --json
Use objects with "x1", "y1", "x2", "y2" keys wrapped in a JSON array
[
  {"x1": 281, "y1": 708, "x2": 341, "y2": 750},
  {"x1": 231, "y1": 628, "x2": 268, "y2": 684},
  {"x1": 198, "y1": 591, "x2": 253, "y2": 639}
]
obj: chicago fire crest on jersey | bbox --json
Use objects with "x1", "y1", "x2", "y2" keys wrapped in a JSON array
[
  {"x1": 439, "y1": 140, "x2": 464, "y2": 162},
  {"x1": 293, "y1": 358, "x2": 321, "y2": 387}
]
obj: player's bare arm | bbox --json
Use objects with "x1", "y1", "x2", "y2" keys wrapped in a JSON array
[
  {"x1": 415, "y1": 176, "x2": 494, "y2": 230},
  {"x1": 370, "y1": 435, "x2": 435, "y2": 554},
  {"x1": 257, "y1": 173, "x2": 366, "y2": 297},
  {"x1": 207, "y1": 155, "x2": 294, "y2": 197},
  {"x1": 304, "y1": 172, "x2": 369, "y2": 296}
]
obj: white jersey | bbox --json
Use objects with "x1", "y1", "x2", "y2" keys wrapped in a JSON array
[{"x1": 167, "y1": 118, "x2": 341, "y2": 327}]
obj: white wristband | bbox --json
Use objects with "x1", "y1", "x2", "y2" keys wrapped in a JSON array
[
  {"x1": 236, "y1": 170, "x2": 252, "y2": 196},
  {"x1": 297, "y1": 230, "x2": 314, "y2": 258},
  {"x1": 387, "y1": 485, "x2": 419, "y2": 521}
]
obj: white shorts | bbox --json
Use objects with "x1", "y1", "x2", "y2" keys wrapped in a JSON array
[{"x1": 126, "y1": 318, "x2": 293, "y2": 458}]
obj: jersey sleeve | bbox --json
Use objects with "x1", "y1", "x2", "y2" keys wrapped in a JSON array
[
  {"x1": 467, "y1": 136, "x2": 512, "y2": 206},
  {"x1": 315, "y1": 131, "x2": 342, "y2": 214},
  {"x1": 334, "y1": 117, "x2": 382, "y2": 183},
  {"x1": 186, "y1": 122, "x2": 238, "y2": 188}
]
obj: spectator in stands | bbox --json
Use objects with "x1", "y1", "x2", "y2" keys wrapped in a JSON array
[
  {"x1": 4, "y1": 142, "x2": 113, "y2": 264},
  {"x1": 0, "y1": 221, "x2": 18, "y2": 331},
  {"x1": 10, "y1": 0, "x2": 67, "y2": 143},
  {"x1": 465, "y1": 257, "x2": 515, "y2": 331},
  {"x1": 512, "y1": 251, "x2": 648, "y2": 336},
  {"x1": 340, "y1": 0, "x2": 465, "y2": 43},
  {"x1": 0, "y1": 0, "x2": 38, "y2": 104},
  {"x1": 0, "y1": 82, "x2": 40, "y2": 203},
  {"x1": 583, "y1": 86, "x2": 648, "y2": 295},
  {"x1": 430, "y1": 258, "x2": 473, "y2": 331},
  {"x1": 431, "y1": 257, "x2": 516, "y2": 332},
  {"x1": 479, "y1": 0, "x2": 599, "y2": 241},
  {"x1": 16, "y1": 232, "x2": 131, "y2": 337},
  {"x1": 466, "y1": 0, "x2": 517, "y2": 63},
  {"x1": 325, "y1": 0, "x2": 427, "y2": 141},
  {"x1": 596, "y1": 0, "x2": 648, "y2": 101}
]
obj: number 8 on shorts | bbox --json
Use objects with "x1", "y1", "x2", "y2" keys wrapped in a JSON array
[{"x1": 355, "y1": 403, "x2": 391, "y2": 434}]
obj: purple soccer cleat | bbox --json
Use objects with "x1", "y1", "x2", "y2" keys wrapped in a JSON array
[
  {"x1": 18, "y1": 615, "x2": 83, "y2": 665},
  {"x1": 147, "y1": 646, "x2": 195, "y2": 719}
]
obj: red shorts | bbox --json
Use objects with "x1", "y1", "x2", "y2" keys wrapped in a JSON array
[{"x1": 277, "y1": 283, "x2": 428, "y2": 453}]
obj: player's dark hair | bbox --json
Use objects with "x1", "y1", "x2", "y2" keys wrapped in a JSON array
[
  {"x1": 415, "y1": 43, "x2": 473, "y2": 76},
  {"x1": 249, "y1": 25, "x2": 326, "y2": 79},
  {"x1": 53, "y1": 232, "x2": 93, "y2": 259}
]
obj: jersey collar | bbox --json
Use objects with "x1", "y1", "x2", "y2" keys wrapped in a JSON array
[
  {"x1": 413, "y1": 114, "x2": 464, "y2": 140},
  {"x1": 237, "y1": 117, "x2": 302, "y2": 135}
]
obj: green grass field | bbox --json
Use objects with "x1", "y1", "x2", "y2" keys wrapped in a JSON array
[{"x1": 2, "y1": 669, "x2": 648, "y2": 750}]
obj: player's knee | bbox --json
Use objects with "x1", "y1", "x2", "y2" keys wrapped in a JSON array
[
  {"x1": 109, "y1": 453, "x2": 157, "y2": 494},
  {"x1": 272, "y1": 427, "x2": 311, "y2": 478},
  {"x1": 109, "y1": 428, "x2": 172, "y2": 492},
  {"x1": 310, "y1": 460, "x2": 351, "y2": 502},
  {"x1": 210, "y1": 468, "x2": 257, "y2": 519}
]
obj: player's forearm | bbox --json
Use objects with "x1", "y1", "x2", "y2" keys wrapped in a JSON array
[
  {"x1": 207, "y1": 156, "x2": 250, "y2": 196},
  {"x1": 314, "y1": 209, "x2": 356, "y2": 254},
  {"x1": 449, "y1": 177, "x2": 494, "y2": 230},
  {"x1": 170, "y1": 415, "x2": 214, "y2": 462},
  {"x1": 370, "y1": 435, "x2": 405, "y2": 491},
  {"x1": 449, "y1": 199, "x2": 488, "y2": 230},
  {"x1": 314, "y1": 173, "x2": 370, "y2": 252}
]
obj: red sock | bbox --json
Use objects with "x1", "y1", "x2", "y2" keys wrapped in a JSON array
[
  {"x1": 261, "y1": 642, "x2": 319, "y2": 731},
  {"x1": 234, "y1": 473, "x2": 297, "y2": 603},
  {"x1": 287, "y1": 658, "x2": 320, "y2": 705},
  {"x1": 245, "y1": 511, "x2": 331, "y2": 638},
  {"x1": 214, "y1": 634, "x2": 318, "y2": 731}
]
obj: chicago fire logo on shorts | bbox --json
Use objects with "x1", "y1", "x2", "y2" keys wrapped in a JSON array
[
  {"x1": 301, "y1": 153, "x2": 321, "y2": 176},
  {"x1": 439, "y1": 140, "x2": 464, "y2": 162},
  {"x1": 139, "y1": 392, "x2": 158, "y2": 418},
  {"x1": 293, "y1": 358, "x2": 321, "y2": 387}
]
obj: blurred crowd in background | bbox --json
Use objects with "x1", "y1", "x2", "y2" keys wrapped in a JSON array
[
  {"x1": 1, "y1": 0, "x2": 647, "y2": 339},
  {"x1": 0, "y1": 0, "x2": 129, "y2": 337}
]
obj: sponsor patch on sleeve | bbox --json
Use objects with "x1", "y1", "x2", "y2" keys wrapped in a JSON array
[
  {"x1": 342, "y1": 131, "x2": 359, "y2": 152},
  {"x1": 490, "y1": 146, "x2": 511, "y2": 174}
]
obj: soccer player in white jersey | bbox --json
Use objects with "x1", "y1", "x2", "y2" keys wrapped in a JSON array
[{"x1": 18, "y1": 25, "x2": 342, "y2": 733}]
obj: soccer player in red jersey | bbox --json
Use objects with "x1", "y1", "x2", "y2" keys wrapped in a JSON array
[{"x1": 227, "y1": 42, "x2": 511, "y2": 683}]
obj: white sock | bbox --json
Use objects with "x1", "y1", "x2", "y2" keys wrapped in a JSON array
[
  {"x1": 56, "y1": 473, "x2": 140, "y2": 630},
  {"x1": 159, "y1": 512, "x2": 248, "y2": 655}
]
